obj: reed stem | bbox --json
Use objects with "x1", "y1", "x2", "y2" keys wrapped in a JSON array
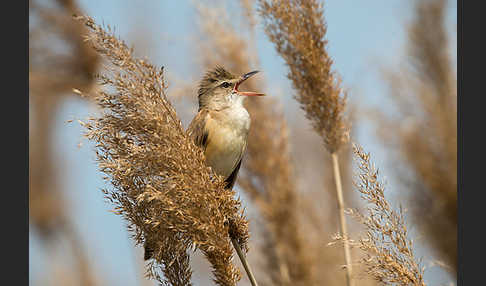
[
  {"x1": 331, "y1": 152, "x2": 354, "y2": 286},
  {"x1": 230, "y1": 236, "x2": 259, "y2": 286}
]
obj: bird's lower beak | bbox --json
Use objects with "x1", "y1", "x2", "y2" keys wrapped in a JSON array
[{"x1": 234, "y1": 70, "x2": 266, "y2": 96}]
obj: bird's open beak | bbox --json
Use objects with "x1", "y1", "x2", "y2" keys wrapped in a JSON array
[{"x1": 234, "y1": 70, "x2": 265, "y2": 96}]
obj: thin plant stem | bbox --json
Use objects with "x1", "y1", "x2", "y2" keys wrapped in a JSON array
[
  {"x1": 230, "y1": 237, "x2": 259, "y2": 286},
  {"x1": 331, "y1": 152, "x2": 354, "y2": 286}
]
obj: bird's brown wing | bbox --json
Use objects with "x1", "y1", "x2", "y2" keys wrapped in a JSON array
[
  {"x1": 224, "y1": 142, "x2": 246, "y2": 189},
  {"x1": 186, "y1": 109, "x2": 210, "y2": 150}
]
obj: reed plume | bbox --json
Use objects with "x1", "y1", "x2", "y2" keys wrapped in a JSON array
[
  {"x1": 195, "y1": 2, "x2": 316, "y2": 285},
  {"x1": 258, "y1": 1, "x2": 353, "y2": 284},
  {"x1": 375, "y1": 0, "x2": 457, "y2": 271},
  {"x1": 258, "y1": 0, "x2": 349, "y2": 153},
  {"x1": 349, "y1": 144, "x2": 426, "y2": 286},
  {"x1": 75, "y1": 15, "x2": 249, "y2": 286}
]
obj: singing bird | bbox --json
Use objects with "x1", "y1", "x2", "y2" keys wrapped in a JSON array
[{"x1": 144, "y1": 66, "x2": 265, "y2": 260}]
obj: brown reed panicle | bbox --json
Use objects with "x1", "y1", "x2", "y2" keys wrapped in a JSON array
[
  {"x1": 75, "y1": 15, "x2": 250, "y2": 286},
  {"x1": 259, "y1": 1, "x2": 354, "y2": 284},
  {"x1": 195, "y1": 3, "x2": 316, "y2": 285},
  {"x1": 258, "y1": 0, "x2": 349, "y2": 154},
  {"x1": 377, "y1": 0, "x2": 456, "y2": 270},
  {"x1": 349, "y1": 144, "x2": 425, "y2": 286}
]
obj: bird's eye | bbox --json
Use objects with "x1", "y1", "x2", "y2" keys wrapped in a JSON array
[{"x1": 221, "y1": 82, "x2": 231, "y2": 88}]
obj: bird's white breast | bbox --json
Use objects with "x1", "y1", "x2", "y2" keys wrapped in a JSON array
[
  {"x1": 227, "y1": 104, "x2": 251, "y2": 132},
  {"x1": 205, "y1": 105, "x2": 250, "y2": 178}
]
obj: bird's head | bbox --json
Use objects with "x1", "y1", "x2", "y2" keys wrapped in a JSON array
[{"x1": 197, "y1": 66, "x2": 265, "y2": 111}]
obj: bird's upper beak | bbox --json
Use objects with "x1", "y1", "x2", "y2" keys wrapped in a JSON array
[{"x1": 233, "y1": 70, "x2": 265, "y2": 96}]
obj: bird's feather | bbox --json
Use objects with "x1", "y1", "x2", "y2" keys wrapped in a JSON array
[
  {"x1": 187, "y1": 109, "x2": 210, "y2": 151},
  {"x1": 186, "y1": 109, "x2": 246, "y2": 189},
  {"x1": 225, "y1": 158, "x2": 242, "y2": 190}
]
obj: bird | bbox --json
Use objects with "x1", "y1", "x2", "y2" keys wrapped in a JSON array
[
  {"x1": 144, "y1": 66, "x2": 265, "y2": 260},
  {"x1": 187, "y1": 66, "x2": 265, "y2": 189}
]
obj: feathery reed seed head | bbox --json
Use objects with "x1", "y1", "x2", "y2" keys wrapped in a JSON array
[
  {"x1": 350, "y1": 144, "x2": 425, "y2": 286},
  {"x1": 75, "y1": 15, "x2": 249, "y2": 286},
  {"x1": 258, "y1": 0, "x2": 350, "y2": 153}
]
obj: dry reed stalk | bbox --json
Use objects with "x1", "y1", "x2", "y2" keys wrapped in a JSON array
[
  {"x1": 195, "y1": 2, "x2": 316, "y2": 285},
  {"x1": 331, "y1": 153, "x2": 353, "y2": 279},
  {"x1": 375, "y1": 0, "x2": 456, "y2": 271},
  {"x1": 75, "y1": 15, "x2": 250, "y2": 286},
  {"x1": 292, "y1": 108, "x2": 377, "y2": 286},
  {"x1": 29, "y1": 0, "x2": 100, "y2": 238},
  {"x1": 348, "y1": 144, "x2": 426, "y2": 286},
  {"x1": 29, "y1": 1, "x2": 101, "y2": 285},
  {"x1": 230, "y1": 236, "x2": 259, "y2": 286},
  {"x1": 62, "y1": 223, "x2": 100, "y2": 286},
  {"x1": 29, "y1": 0, "x2": 99, "y2": 237},
  {"x1": 38, "y1": 223, "x2": 103, "y2": 286},
  {"x1": 29, "y1": 95, "x2": 65, "y2": 238},
  {"x1": 258, "y1": 1, "x2": 352, "y2": 285}
]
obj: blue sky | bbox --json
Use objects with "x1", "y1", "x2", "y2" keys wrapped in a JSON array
[{"x1": 30, "y1": 1, "x2": 457, "y2": 285}]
